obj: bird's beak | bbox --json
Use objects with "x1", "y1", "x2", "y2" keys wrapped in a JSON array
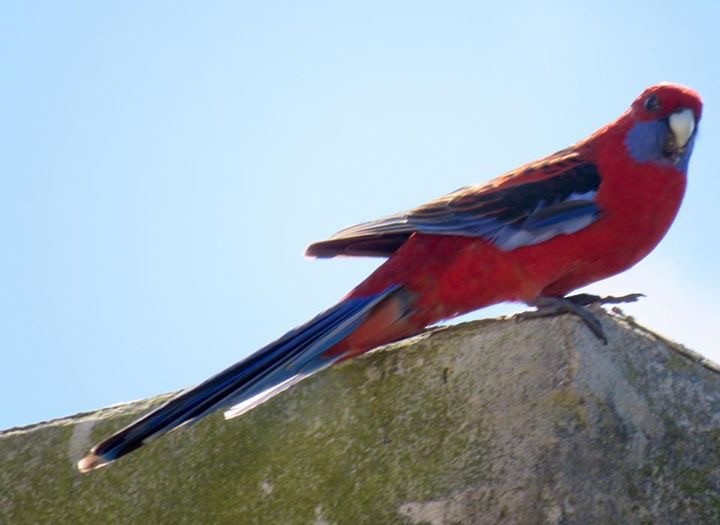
[{"x1": 668, "y1": 108, "x2": 696, "y2": 149}]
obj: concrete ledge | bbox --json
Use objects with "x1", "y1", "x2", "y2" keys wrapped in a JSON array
[{"x1": 2, "y1": 311, "x2": 720, "y2": 524}]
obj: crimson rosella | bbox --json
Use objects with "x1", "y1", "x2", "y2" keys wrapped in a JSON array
[{"x1": 79, "y1": 82, "x2": 701, "y2": 472}]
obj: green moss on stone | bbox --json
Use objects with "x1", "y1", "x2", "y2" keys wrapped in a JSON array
[{"x1": 2, "y1": 315, "x2": 720, "y2": 524}]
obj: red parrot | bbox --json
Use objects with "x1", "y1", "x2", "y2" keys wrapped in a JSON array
[{"x1": 79, "y1": 83, "x2": 702, "y2": 472}]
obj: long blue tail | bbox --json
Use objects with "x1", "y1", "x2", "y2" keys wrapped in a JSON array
[{"x1": 78, "y1": 286, "x2": 401, "y2": 472}]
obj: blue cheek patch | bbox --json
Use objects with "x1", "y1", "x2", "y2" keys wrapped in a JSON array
[
  {"x1": 625, "y1": 120, "x2": 668, "y2": 164},
  {"x1": 625, "y1": 119, "x2": 694, "y2": 173}
]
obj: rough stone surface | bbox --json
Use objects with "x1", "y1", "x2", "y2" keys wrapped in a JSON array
[{"x1": 2, "y1": 311, "x2": 720, "y2": 524}]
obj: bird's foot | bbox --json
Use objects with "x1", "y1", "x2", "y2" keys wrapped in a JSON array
[
  {"x1": 515, "y1": 294, "x2": 643, "y2": 344},
  {"x1": 517, "y1": 293, "x2": 644, "y2": 343},
  {"x1": 563, "y1": 293, "x2": 645, "y2": 307}
]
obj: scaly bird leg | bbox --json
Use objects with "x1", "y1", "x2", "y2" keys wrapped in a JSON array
[
  {"x1": 518, "y1": 296, "x2": 607, "y2": 343},
  {"x1": 563, "y1": 293, "x2": 645, "y2": 306},
  {"x1": 516, "y1": 293, "x2": 644, "y2": 344}
]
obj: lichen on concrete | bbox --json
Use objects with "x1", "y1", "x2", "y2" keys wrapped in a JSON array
[{"x1": 1, "y1": 311, "x2": 719, "y2": 524}]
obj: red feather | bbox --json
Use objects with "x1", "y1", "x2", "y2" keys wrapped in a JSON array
[
  {"x1": 79, "y1": 83, "x2": 702, "y2": 472},
  {"x1": 327, "y1": 82, "x2": 702, "y2": 354}
]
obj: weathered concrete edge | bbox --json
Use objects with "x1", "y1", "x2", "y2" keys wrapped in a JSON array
[
  {"x1": 608, "y1": 309, "x2": 720, "y2": 373},
  {"x1": 3, "y1": 309, "x2": 716, "y2": 438},
  {"x1": 2, "y1": 309, "x2": 720, "y2": 524}
]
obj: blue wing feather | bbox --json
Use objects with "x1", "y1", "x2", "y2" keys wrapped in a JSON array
[{"x1": 306, "y1": 161, "x2": 602, "y2": 257}]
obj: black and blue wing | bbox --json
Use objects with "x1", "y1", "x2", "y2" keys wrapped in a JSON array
[{"x1": 306, "y1": 159, "x2": 601, "y2": 258}]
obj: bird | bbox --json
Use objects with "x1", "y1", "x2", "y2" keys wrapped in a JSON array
[{"x1": 78, "y1": 82, "x2": 701, "y2": 472}]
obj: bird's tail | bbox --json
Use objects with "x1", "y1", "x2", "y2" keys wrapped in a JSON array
[{"x1": 78, "y1": 285, "x2": 407, "y2": 472}]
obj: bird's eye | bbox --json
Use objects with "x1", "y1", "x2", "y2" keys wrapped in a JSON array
[{"x1": 644, "y1": 94, "x2": 661, "y2": 112}]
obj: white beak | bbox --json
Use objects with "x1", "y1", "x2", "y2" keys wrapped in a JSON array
[{"x1": 669, "y1": 108, "x2": 696, "y2": 148}]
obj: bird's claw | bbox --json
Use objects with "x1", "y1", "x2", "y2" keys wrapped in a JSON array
[
  {"x1": 564, "y1": 292, "x2": 645, "y2": 306},
  {"x1": 516, "y1": 295, "x2": 611, "y2": 344}
]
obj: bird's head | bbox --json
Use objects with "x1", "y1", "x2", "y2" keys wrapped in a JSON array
[{"x1": 624, "y1": 83, "x2": 702, "y2": 172}]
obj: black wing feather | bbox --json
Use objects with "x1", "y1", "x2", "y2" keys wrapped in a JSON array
[{"x1": 306, "y1": 161, "x2": 601, "y2": 258}]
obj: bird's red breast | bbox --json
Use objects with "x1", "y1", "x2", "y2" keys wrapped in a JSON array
[{"x1": 332, "y1": 83, "x2": 702, "y2": 331}]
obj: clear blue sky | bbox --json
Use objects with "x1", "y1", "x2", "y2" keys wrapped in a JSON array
[{"x1": 2, "y1": 1, "x2": 719, "y2": 429}]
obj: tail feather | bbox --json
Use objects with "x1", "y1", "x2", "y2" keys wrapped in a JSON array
[
  {"x1": 78, "y1": 285, "x2": 402, "y2": 472},
  {"x1": 223, "y1": 374, "x2": 309, "y2": 420}
]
